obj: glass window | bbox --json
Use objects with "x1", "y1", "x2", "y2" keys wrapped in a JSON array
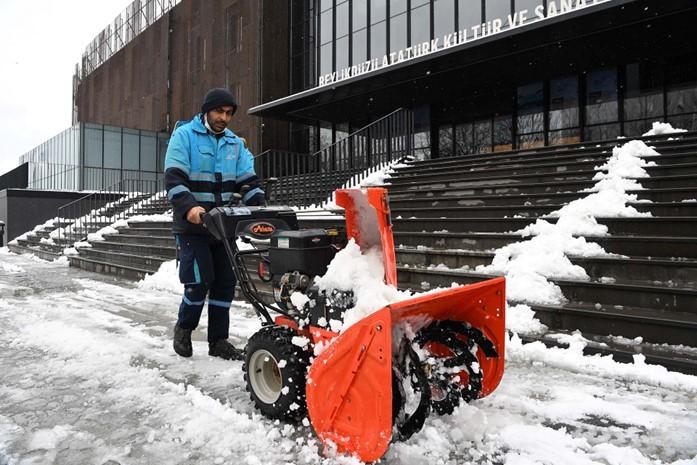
[
  {"x1": 352, "y1": 28, "x2": 367, "y2": 64},
  {"x1": 336, "y1": 35, "x2": 349, "y2": 71},
  {"x1": 85, "y1": 126, "x2": 103, "y2": 167},
  {"x1": 486, "y1": 0, "x2": 511, "y2": 22},
  {"x1": 370, "y1": 21, "x2": 386, "y2": 59},
  {"x1": 320, "y1": 42, "x2": 333, "y2": 74},
  {"x1": 103, "y1": 128, "x2": 122, "y2": 170},
  {"x1": 353, "y1": 0, "x2": 367, "y2": 30},
  {"x1": 434, "y1": 0, "x2": 456, "y2": 37},
  {"x1": 459, "y1": 0, "x2": 482, "y2": 31},
  {"x1": 411, "y1": 4, "x2": 431, "y2": 45},
  {"x1": 320, "y1": 0, "x2": 333, "y2": 12},
  {"x1": 667, "y1": 113, "x2": 697, "y2": 132},
  {"x1": 412, "y1": 0, "x2": 429, "y2": 7},
  {"x1": 320, "y1": 8, "x2": 333, "y2": 44},
  {"x1": 474, "y1": 119, "x2": 492, "y2": 153},
  {"x1": 141, "y1": 134, "x2": 157, "y2": 172},
  {"x1": 493, "y1": 115, "x2": 512, "y2": 152},
  {"x1": 667, "y1": 88, "x2": 697, "y2": 116},
  {"x1": 390, "y1": 13, "x2": 407, "y2": 53},
  {"x1": 455, "y1": 123, "x2": 474, "y2": 155},
  {"x1": 549, "y1": 128, "x2": 580, "y2": 146},
  {"x1": 586, "y1": 68, "x2": 618, "y2": 125},
  {"x1": 549, "y1": 76, "x2": 579, "y2": 130},
  {"x1": 391, "y1": 0, "x2": 408, "y2": 15},
  {"x1": 319, "y1": 123, "x2": 333, "y2": 150},
  {"x1": 515, "y1": 0, "x2": 543, "y2": 24},
  {"x1": 371, "y1": 0, "x2": 386, "y2": 24},
  {"x1": 585, "y1": 123, "x2": 620, "y2": 142},
  {"x1": 517, "y1": 81, "x2": 544, "y2": 134},
  {"x1": 123, "y1": 131, "x2": 139, "y2": 170},
  {"x1": 625, "y1": 63, "x2": 663, "y2": 120},
  {"x1": 336, "y1": 1, "x2": 349, "y2": 38},
  {"x1": 439, "y1": 125, "x2": 454, "y2": 157}
]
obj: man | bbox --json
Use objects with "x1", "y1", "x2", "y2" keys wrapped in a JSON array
[{"x1": 164, "y1": 88, "x2": 265, "y2": 360}]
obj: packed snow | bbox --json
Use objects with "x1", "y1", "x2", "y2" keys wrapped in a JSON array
[
  {"x1": 642, "y1": 121, "x2": 688, "y2": 137},
  {"x1": 0, "y1": 250, "x2": 695, "y2": 465},
  {"x1": 476, "y1": 139, "x2": 661, "y2": 305}
]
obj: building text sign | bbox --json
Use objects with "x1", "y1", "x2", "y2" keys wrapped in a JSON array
[{"x1": 317, "y1": 0, "x2": 612, "y2": 87}]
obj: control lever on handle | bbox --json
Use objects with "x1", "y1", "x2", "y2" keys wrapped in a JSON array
[
  {"x1": 226, "y1": 192, "x2": 243, "y2": 207},
  {"x1": 264, "y1": 177, "x2": 278, "y2": 203}
]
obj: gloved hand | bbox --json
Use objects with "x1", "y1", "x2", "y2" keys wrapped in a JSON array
[{"x1": 245, "y1": 192, "x2": 267, "y2": 206}]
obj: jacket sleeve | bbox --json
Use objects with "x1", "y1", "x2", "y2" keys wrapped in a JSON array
[
  {"x1": 235, "y1": 143, "x2": 266, "y2": 205},
  {"x1": 164, "y1": 128, "x2": 199, "y2": 220}
]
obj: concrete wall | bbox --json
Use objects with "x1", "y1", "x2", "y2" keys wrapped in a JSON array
[
  {"x1": 0, "y1": 190, "x2": 89, "y2": 246},
  {"x1": 75, "y1": 0, "x2": 290, "y2": 154}
]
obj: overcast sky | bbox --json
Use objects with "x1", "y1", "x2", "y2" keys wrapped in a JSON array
[{"x1": 0, "y1": 0, "x2": 129, "y2": 176}]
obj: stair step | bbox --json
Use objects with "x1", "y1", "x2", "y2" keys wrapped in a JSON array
[
  {"x1": 393, "y1": 231, "x2": 697, "y2": 259},
  {"x1": 77, "y1": 248, "x2": 170, "y2": 270},
  {"x1": 388, "y1": 187, "x2": 697, "y2": 207},
  {"x1": 69, "y1": 255, "x2": 152, "y2": 280},
  {"x1": 395, "y1": 247, "x2": 697, "y2": 288},
  {"x1": 391, "y1": 202, "x2": 697, "y2": 218},
  {"x1": 400, "y1": 135, "x2": 697, "y2": 170},
  {"x1": 89, "y1": 240, "x2": 176, "y2": 258},
  {"x1": 393, "y1": 216, "x2": 697, "y2": 237},
  {"x1": 517, "y1": 332, "x2": 697, "y2": 376},
  {"x1": 386, "y1": 174, "x2": 696, "y2": 196},
  {"x1": 393, "y1": 156, "x2": 697, "y2": 183},
  {"x1": 397, "y1": 266, "x2": 697, "y2": 314},
  {"x1": 528, "y1": 302, "x2": 697, "y2": 346}
]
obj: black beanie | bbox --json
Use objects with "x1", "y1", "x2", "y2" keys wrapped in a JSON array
[{"x1": 201, "y1": 88, "x2": 238, "y2": 115}]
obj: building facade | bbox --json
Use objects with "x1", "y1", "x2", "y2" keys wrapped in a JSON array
[
  {"x1": 74, "y1": 0, "x2": 290, "y2": 154},
  {"x1": 252, "y1": 0, "x2": 697, "y2": 159}
]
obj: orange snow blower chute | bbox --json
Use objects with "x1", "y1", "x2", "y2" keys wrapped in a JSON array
[
  {"x1": 204, "y1": 186, "x2": 505, "y2": 463},
  {"x1": 304, "y1": 188, "x2": 505, "y2": 462}
]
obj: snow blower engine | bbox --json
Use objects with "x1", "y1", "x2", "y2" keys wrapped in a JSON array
[{"x1": 202, "y1": 187, "x2": 506, "y2": 462}]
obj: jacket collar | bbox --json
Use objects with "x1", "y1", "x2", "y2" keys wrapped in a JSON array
[{"x1": 192, "y1": 113, "x2": 236, "y2": 141}]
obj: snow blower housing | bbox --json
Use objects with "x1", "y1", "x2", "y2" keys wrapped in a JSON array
[{"x1": 202, "y1": 188, "x2": 506, "y2": 463}]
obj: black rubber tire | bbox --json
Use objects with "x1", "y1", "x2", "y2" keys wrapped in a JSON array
[{"x1": 243, "y1": 325, "x2": 310, "y2": 421}]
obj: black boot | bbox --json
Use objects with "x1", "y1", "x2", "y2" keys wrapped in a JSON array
[
  {"x1": 208, "y1": 339, "x2": 244, "y2": 361},
  {"x1": 173, "y1": 324, "x2": 193, "y2": 357}
]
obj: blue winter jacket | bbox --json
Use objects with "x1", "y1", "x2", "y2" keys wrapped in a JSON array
[{"x1": 164, "y1": 113, "x2": 264, "y2": 235}]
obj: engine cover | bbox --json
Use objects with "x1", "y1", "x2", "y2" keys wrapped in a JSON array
[{"x1": 269, "y1": 229, "x2": 337, "y2": 279}]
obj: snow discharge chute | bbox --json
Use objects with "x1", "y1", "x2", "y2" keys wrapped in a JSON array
[{"x1": 203, "y1": 187, "x2": 505, "y2": 462}]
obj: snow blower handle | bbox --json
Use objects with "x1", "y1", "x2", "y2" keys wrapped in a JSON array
[{"x1": 264, "y1": 177, "x2": 278, "y2": 203}]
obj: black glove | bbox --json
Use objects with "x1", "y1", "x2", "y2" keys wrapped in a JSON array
[{"x1": 245, "y1": 192, "x2": 267, "y2": 206}]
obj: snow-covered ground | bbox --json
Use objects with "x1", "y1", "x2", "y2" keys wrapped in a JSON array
[{"x1": 1, "y1": 249, "x2": 696, "y2": 465}]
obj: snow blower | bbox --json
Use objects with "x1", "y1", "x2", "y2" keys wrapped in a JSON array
[{"x1": 202, "y1": 187, "x2": 505, "y2": 462}]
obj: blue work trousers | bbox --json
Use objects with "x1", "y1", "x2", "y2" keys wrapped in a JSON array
[{"x1": 175, "y1": 234, "x2": 236, "y2": 343}]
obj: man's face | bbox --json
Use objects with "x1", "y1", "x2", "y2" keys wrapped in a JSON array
[{"x1": 207, "y1": 105, "x2": 235, "y2": 132}]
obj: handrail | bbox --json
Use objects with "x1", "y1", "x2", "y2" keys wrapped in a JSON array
[
  {"x1": 255, "y1": 108, "x2": 415, "y2": 207},
  {"x1": 56, "y1": 177, "x2": 167, "y2": 249}
]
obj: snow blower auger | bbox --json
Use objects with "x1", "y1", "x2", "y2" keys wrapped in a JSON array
[{"x1": 202, "y1": 187, "x2": 506, "y2": 463}]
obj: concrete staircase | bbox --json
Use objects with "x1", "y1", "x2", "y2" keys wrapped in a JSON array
[{"x1": 64, "y1": 132, "x2": 697, "y2": 373}]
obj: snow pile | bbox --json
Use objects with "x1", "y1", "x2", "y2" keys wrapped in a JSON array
[
  {"x1": 8, "y1": 218, "x2": 57, "y2": 245},
  {"x1": 477, "y1": 139, "x2": 659, "y2": 305},
  {"x1": 0, "y1": 260, "x2": 25, "y2": 274},
  {"x1": 138, "y1": 259, "x2": 181, "y2": 294},
  {"x1": 87, "y1": 225, "x2": 120, "y2": 242},
  {"x1": 506, "y1": 303, "x2": 547, "y2": 335},
  {"x1": 314, "y1": 239, "x2": 413, "y2": 331},
  {"x1": 642, "y1": 121, "x2": 688, "y2": 137}
]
